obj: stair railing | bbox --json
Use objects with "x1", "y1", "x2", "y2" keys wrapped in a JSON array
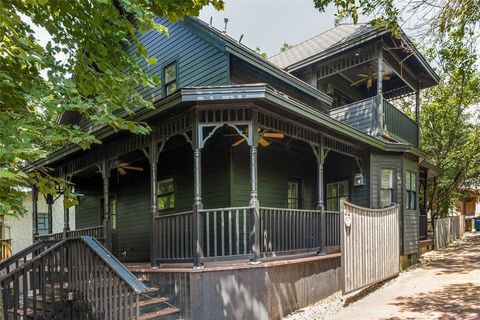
[
  {"x1": 1, "y1": 236, "x2": 151, "y2": 320},
  {"x1": 0, "y1": 241, "x2": 53, "y2": 277}
]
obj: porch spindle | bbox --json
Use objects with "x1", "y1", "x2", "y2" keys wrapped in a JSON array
[
  {"x1": 32, "y1": 186, "x2": 39, "y2": 240},
  {"x1": 249, "y1": 144, "x2": 261, "y2": 261}
]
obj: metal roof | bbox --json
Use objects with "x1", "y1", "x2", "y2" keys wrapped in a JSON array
[{"x1": 269, "y1": 24, "x2": 376, "y2": 69}]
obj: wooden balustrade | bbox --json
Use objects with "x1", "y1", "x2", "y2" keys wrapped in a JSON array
[
  {"x1": 35, "y1": 225, "x2": 105, "y2": 243},
  {"x1": 325, "y1": 211, "x2": 340, "y2": 249},
  {"x1": 201, "y1": 207, "x2": 253, "y2": 261},
  {"x1": 0, "y1": 241, "x2": 52, "y2": 277},
  {"x1": 383, "y1": 99, "x2": 418, "y2": 146},
  {"x1": 154, "y1": 211, "x2": 194, "y2": 264},
  {"x1": 259, "y1": 207, "x2": 322, "y2": 256},
  {"x1": 154, "y1": 206, "x2": 341, "y2": 264},
  {"x1": 1, "y1": 236, "x2": 150, "y2": 320}
]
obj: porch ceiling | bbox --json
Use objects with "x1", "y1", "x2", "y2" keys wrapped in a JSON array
[{"x1": 25, "y1": 84, "x2": 425, "y2": 173}]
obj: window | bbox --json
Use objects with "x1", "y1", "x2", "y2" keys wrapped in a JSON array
[
  {"x1": 327, "y1": 180, "x2": 349, "y2": 211},
  {"x1": 163, "y1": 62, "x2": 177, "y2": 95},
  {"x1": 158, "y1": 178, "x2": 175, "y2": 210},
  {"x1": 37, "y1": 213, "x2": 49, "y2": 236},
  {"x1": 380, "y1": 169, "x2": 394, "y2": 207},
  {"x1": 287, "y1": 180, "x2": 301, "y2": 209},
  {"x1": 405, "y1": 171, "x2": 417, "y2": 210}
]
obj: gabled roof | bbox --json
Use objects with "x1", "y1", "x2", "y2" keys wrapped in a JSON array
[
  {"x1": 182, "y1": 17, "x2": 333, "y2": 107},
  {"x1": 269, "y1": 24, "x2": 375, "y2": 70}
]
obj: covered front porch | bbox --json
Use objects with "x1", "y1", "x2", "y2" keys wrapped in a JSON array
[{"x1": 33, "y1": 95, "x2": 369, "y2": 267}]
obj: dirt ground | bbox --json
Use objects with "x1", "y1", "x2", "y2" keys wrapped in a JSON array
[{"x1": 285, "y1": 232, "x2": 480, "y2": 320}]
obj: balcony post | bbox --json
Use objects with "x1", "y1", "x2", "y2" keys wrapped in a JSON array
[
  {"x1": 415, "y1": 88, "x2": 420, "y2": 146},
  {"x1": 375, "y1": 44, "x2": 385, "y2": 136},
  {"x1": 149, "y1": 133, "x2": 159, "y2": 267},
  {"x1": 250, "y1": 111, "x2": 261, "y2": 262},
  {"x1": 46, "y1": 194, "x2": 53, "y2": 234},
  {"x1": 192, "y1": 112, "x2": 204, "y2": 268},
  {"x1": 32, "y1": 186, "x2": 39, "y2": 241}
]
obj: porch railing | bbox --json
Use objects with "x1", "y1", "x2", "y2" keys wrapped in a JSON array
[
  {"x1": 154, "y1": 211, "x2": 193, "y2": 263},
  {"x1": 154, "y1": 206, "x2": 341, "y2": 265},
  {"x1": 325, "y1": 211, "x2": 341, "y2": 249},
  {"x1": 0, "y1": 240, "x2": 12, "y2": 261},
  {"x1": 1, "y1": 236, "x2": 150, "y2": 320},
  {"x1": 260, "y1": 207, "x2": 321, "y2": 256},
  {"x1": 35, "y1": 225, "x2": 105, "y2": 242},
  {"x1": 383, "y1": 99, "x2": 418, "y2": 146}
]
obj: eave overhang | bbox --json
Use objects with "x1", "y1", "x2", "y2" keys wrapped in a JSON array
[{"x1": 25, "y1": 84, "x2": 426, "y2": 172}]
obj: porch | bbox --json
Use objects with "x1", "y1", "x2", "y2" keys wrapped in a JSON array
[{"x1": 32, "y1": 102, "x2": 366, "y2": 268}]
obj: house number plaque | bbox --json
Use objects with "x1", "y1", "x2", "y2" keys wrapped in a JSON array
[{"x1": 344, "y1": 208, "x2": 352, "y2": 227}]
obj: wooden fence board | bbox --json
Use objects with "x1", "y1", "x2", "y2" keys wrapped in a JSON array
[
  {"x1": 434, "y1": 216, "x2": 466, "y2": 250},
  {"x1": 341, "y1": 202, "x2": 399, "y2": 294}
]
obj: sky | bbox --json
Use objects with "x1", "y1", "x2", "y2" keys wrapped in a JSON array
[{"x1": 199, "y1": 0, "x2": 338, "y2": 57}]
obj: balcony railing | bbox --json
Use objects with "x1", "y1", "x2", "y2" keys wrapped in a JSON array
[
  {"x1": 330, "y1": 96, "x2": 418, "y2": 147},
  {"x1": 35, "y1": 225, "x2": 105, "y2": 242}
]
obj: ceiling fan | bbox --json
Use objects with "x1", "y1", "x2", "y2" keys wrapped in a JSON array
[
  {"x1": 112, "y1": 160, "x2": 144, "y2": 176},
  {"x1": 230, "y1": 130, "x2": 284, "y2": 147},
  {"x1": 350, "y1": 71, "x2": 391, "y2": 90}
]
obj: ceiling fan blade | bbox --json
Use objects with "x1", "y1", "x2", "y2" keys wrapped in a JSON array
[
  {"x1": 117, "y1": 162, "x2": 131, "y2": 167},
  {"x1": 259, "y1": 138, "x2": 270, "y2": 147},
  {"x1": 383, "y1": 76, "x2": 391, "y2": 81},
  {"x1": 122, "y1": 166, "x2": 144, "y2": 171},
  {"x1": 367, "y1": 78, "x2": 373, "y2": 89},
  {"x1": 232, "y1": 137, "x2": 246, "y2": 147},
  {"x1": 117, "y1": 167, "x2": 127, "y2": 175},
  {"x1": 350, "y1": 78, "x2": 367, "y2": 86},
  {"x1": 262, "y1": 132, "x2": 284, "y2": 139},
  {"x1": 357, "y1": 73, "x2": 369, "y2": 77}
]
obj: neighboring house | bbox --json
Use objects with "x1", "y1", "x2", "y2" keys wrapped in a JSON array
[
  {"x1": 455, "y1": 188, "x2": 480, "y2": 216},
  {"x1": 11, "y1": 18, "x2": 441, "y2": 319},
  {"x1": 1, "y1": 193, "x2": 75, "y2": 256}
]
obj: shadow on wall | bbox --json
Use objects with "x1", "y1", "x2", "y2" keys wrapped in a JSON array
[{"x1": 385, "y1": 283, "x2": 480, "y2": 320}]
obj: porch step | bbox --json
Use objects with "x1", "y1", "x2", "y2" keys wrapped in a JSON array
[
  {"x1": 138, "y1": 307, "x2": 180, "y2": 320},
  {"x1": 138, "y1": 297, "x2": 169, "y2": 308}
]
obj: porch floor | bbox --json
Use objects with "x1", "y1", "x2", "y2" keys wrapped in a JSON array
[{"x1": 126, "y1": 251, "x2": 341, "y2": 273}]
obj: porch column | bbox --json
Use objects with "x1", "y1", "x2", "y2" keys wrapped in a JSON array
[
  {"x1": 192, "y1": 145, "x2": 204, "y2": 267},
  {"x1": 316, "y1": 145, "x2": 326, "y2": 255},
  {"x1": 101, "y1": 159, "x2": 111, "y2": 250},
  {"x1": 63, "y1": 194, "x2": 70, "y2": 237},
  {"x1": 32, "y1": 186, "x2": 39, "y2": 241},
  {"x1": 149, "y1": 136, "x2": 160, "y2": 267},
  {"x1": 46, "y1": 194, "x2": 53, "y2": 234},
  {"x1": 249, "y1": 144, "x2": 261, "y2": 261}
]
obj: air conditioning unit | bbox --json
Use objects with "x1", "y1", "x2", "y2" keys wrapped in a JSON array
[{"x1": 354, "y1": 173, "x2": 365, "y2": 186}]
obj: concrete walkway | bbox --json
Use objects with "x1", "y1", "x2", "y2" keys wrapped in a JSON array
[{"x1": 331, "y1": 232, "x2": 480, "y2": 320}]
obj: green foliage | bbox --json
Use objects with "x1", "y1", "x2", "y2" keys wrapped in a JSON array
[
  {"x1": 0, "y1": 0, "x2": 223, "y2": 216},
  {"x1": 255, "y1": 46, "x2": 267, "y2": 59},
  {"x1": 280, "y1": 42, "x2": 293, "y2": 53}
]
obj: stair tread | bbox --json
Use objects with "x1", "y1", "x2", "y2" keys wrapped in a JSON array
[
  {"x1": 143, "y1": 286, "x2": 160, "y2": 294},
  {"x1": 138, "y1": 297, "x2": 169, "y2": 308},
  {"x1": 139, "y1": 307, "x2": 180, "y2": 320}
]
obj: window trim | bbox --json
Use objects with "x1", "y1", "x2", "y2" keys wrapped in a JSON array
[
  {"x1": 157, "y1": 177, "x2": 176, "y2": 211},
  {"x1": 162, "y1": 60, "x2": 177, "y2": 96},
  {"x1": 405, "y1": 170, "x2": 417, "y2": 210},
  {"x1": 379, "y1": 168, "x2": 395, "y2": 208}
]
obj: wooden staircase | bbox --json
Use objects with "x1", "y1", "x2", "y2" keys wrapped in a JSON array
[{"x1": 1, "y1": 237, "x2": 181, "y2": 320}]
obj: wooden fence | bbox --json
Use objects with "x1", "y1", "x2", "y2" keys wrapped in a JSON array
[
  {"x1": 341, "y1": 202, "x2": 399, "y2": 294},
  {"x1": 434, "y1": 216, "x2": 466, "y2": 250}
]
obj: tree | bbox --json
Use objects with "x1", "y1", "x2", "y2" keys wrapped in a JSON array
[
  {"x1": 280, "y1": 42, "x2": 292, "y2": 52},
  {"x1": 0, "y1": 0, "x2": 223, "y2": 216}
]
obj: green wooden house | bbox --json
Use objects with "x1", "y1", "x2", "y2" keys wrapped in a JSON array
[{"x1": 10, "y1": 17, "x2": 440, "y2": 319}]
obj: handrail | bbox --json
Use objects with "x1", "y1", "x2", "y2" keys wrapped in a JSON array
[
  {"x1": 199, "y1": 206, "x2": 254, "y2": 212},
  {"x1": 155, "y1": 210, "x2": 193, "y2": 219},
  {"x1": 259, "y1": 206, "x2": 320, "y2": 213},
  {"x1": 83, "y1": 236, "x2": 149, "y2": 293},
  {"x1": 0, "y1": 241, "x2": 50, "y2": 274}
]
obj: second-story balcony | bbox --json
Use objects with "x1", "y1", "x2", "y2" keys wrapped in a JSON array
[{"x1": 329, "y1": 96, "x2": 419, "y2": 147}]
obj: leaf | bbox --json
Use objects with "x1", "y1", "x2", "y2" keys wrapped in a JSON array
[{"x1": 147, "y1": 56, "x2": 157, "y2": 65}]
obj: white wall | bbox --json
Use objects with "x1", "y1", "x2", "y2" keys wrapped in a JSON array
[{"x1": 4, "y1": 194, "x2": 76, "y2": 255}]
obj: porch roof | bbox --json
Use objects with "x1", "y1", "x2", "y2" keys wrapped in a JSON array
[{"x1": 24, "y1": 84, "x2": 425, "y2": 172}]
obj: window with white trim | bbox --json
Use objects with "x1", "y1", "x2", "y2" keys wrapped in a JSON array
[
  {"x1": 405, "y1": 171, "x2": 417, "y2": 210},
  {"x1": 380, "y1": 169, "x2": 394, "y2": 207},
  {"x1": 326, "y1": 180, "x2": 349, "y2": 211},
  {"x1": 163, "y1": 62, "x2": 177, "y2": 96}
]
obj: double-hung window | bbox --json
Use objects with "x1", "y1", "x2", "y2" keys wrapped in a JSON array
[
  {"x1": 158, "y1": 178, "x2": 175, "y2": 210},
  {"x1": 326, "y1": 180, "x2": 349, "y2": 211},
  {"x1": 405, "y1": 171, "x2": 417, "y2": 210},
  {"x1": 163, "y1": 62, "x2": 177, "y2": 96},
  {"x1": 287, "y1": 179, "x2": 301, "y2": 209},
  {"x1": 380, "y1": 169, "x2": 394, "y2": 207}
]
